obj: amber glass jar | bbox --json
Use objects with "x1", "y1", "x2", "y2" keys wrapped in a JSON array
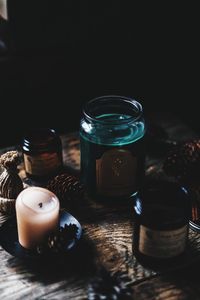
[
  {"x1": 22, "y1": 128, "x2": 63, "y2": 181},
  {"x1": 133, "y1": 181, "x2": 191, "y2": 269}
]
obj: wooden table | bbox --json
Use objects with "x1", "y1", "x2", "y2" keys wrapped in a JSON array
[{"x1": 1, "y1": 114, "x2": 200, "y2": 300}]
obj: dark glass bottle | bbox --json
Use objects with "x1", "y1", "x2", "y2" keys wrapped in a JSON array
[
  {"x1": 133, "y1": 181, "x2": 191, "y2": 268},
  {"x1": 80, "y1": 95, "x2": 146, "y2": 201},
  {"x1": 22, "y1": 128, "x2": 63, "y2": 182}
]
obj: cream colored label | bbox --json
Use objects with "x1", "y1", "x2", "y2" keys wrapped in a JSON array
[
  {"x1": 139, "y1": 225, "x2": 188, "y2": 258},
  {"x1": 24, "y1": 153, "x2": 61, "y2": 176},
  {"x1": 96, "y1": 149, "x2": 137, "y2": 197}
]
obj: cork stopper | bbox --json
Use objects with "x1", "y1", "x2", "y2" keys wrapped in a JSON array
[{"x1": 0, "y1": 151, "x2": 24, "y2": 214}]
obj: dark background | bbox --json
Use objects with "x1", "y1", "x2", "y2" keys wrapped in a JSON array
[{"x1": 0, "y1": 1, "x2": 199, "y2": 147}]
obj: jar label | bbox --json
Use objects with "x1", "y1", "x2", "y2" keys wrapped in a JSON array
[
  {"x1": 138, "y1": 225, "x2": 188, "y2": 258},
  {"x1": 24, "y1": 153, "x2": 62, "y2": 176},
  {"x1": 96, "y1": 149, "x2": 137, "y2": 197}
]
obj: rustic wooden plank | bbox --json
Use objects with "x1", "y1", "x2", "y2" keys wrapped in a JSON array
[
  {"x1": 131, "y1": 265, "x2": 200, "y2": 300},
  {"x1": 0, "y1": 114, "x2": 200, "y2": 300}
]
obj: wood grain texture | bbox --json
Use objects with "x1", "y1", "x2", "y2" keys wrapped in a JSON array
[{"x1": 0, "y1": 114, "x2": 200, "y2": 300}]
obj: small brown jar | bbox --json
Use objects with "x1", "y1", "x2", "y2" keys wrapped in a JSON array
[{"x1": 22, "y1": 128, "x2": 63, "y2": 181}]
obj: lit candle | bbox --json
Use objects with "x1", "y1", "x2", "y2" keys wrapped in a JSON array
[{"x1": 15, "y1": 187, "x2": 60, "y2": 249}]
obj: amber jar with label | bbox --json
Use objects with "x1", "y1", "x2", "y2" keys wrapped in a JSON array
[
  {"x1": 133, "y1": 181, "x2": 191, "y2": 268},
  {"x1": 22, "y1": 128, "x2": 63, "y2": 182},
  {"x1": 80, "y1": 95, "x2": 146, "y2": 201}
]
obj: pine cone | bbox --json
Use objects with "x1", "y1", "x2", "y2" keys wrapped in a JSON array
[
  {"x1": 163, "y1": 139, "x2": 200, "y2": 179},
  {"x1": 47, "y1": 231, "x2": 67, "y2": 253},
  {"x1": 37, "y1": 223, "x2": 79, "y2": 254},
  {"x1": 47, "y1": 173, "x2": 84, "y2": 206},
  {"x1": 88, "y1": 269, "x2": 132, "y2": 300}
]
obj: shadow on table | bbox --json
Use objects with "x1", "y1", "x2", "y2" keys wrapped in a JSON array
[{"x1": 6, "y1": 236, "x2": 97, "y2": 284}]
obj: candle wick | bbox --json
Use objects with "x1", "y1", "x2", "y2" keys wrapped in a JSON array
[{"x1": 38, "y1": 202, "x2": 43, "y2": 208}]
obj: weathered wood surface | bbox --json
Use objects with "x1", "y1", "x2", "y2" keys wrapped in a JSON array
[{"x1": 0, "y1": 114, "x2": 200, "y2": 300}]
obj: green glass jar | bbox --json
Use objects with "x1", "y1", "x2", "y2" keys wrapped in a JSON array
[{"x1": 80, "y1": 95, "x2": 146, "y2": 201}]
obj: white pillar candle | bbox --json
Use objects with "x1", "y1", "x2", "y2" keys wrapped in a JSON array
[
  {"x1": 15, "y1": 187, "x2": 60, "y2": 249},
  {"x1": 0, "y1": 0, "x2": 8, "y2": 20}
]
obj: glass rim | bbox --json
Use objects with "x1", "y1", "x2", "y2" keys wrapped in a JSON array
[{"x1": 83, "y1": 95, "x2": 143, "y2": 125}]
